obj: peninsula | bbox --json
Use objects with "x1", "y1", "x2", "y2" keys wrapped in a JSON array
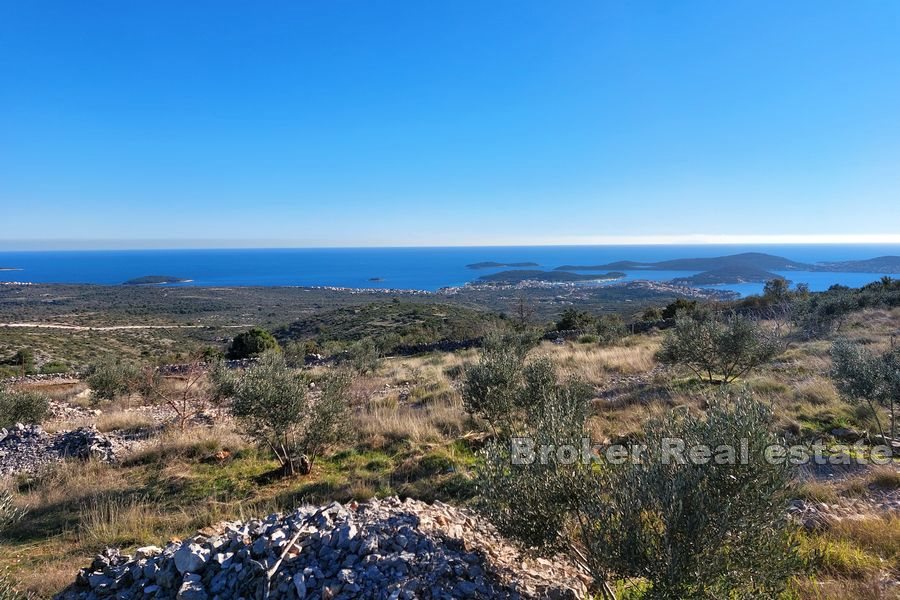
[{"x1": 122, "y1": 275, "x2": 190, "y2": 285}]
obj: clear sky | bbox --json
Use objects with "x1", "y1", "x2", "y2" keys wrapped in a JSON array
[{"x1": 2, "y1": 1, "x2": 899, "y2": 249}]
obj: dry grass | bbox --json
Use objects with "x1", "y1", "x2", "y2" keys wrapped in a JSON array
[
  {"x1": 547, "y1": 335, "x2": 659, "y2": 383},
  {"x1": 78, "y1": 495, "x2": 169, "y2": 547},
  {"x1": 95, "y1": 410, "x2": 156, "y2": 434},
  {"x1": 124, "y1": 425, "x2": 246, "y2": 465},
  {"x1": 354, "y1": 396, "x2": 469, "y2": 448},
  {"x1": 795, "y1": 576, "x2": 888, "y2": 600},
  {"x1": 794, "y1": 378, "x2": 841, "y2": 406}
]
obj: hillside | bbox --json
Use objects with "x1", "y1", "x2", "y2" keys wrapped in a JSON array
[
  {"x1": 1, "y1": 283, "x2": 900, "y2": 599},
  {"x1": 672, "y1": 267, "x2": 786, "y2": 285},
  {"x1": 276, "y1": 301, "x2": 504, "y2": 351},
  {"x1": 815, "y1": 255, "x2": 900, "y2": 273}
]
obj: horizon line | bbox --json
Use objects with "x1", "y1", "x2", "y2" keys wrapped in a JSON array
[{"x1": 2, "y1": 234, "x2": 900, "y2": 252}]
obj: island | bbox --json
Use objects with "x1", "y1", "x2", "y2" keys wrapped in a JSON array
[
  {"x1": 368, "y1": 277, "x2": 384, "y2": 282},
  {"x1": 122, "y1": 275, "x2": 190, "y2": 285},
  {"x1": 466, "y1": 261, "x2": 539, "y2": 269},
  {"x1": 555, "y1": 252, "x2": 811, "y2": 272},
  {"x1": 671, "y1": 267, "x2": 787, "y2": 286},
  {"x1": 813, "y1": 256, "x2": 900, "y2": 274},
  {"x1": 477, "y1": 270, "x2": 625, "y2": 284}
]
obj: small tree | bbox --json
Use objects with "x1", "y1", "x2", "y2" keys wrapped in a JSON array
[
  {"x1": 9, "y1": 349, "x2": 34, "y2": 376},
  {"x1": 661, "y1": 298, "x2": 697, "y2": 320},
  {"x1": 763, "y1": 278, "x2": 790, "y2": 302},
  {"x1": 462, "y1": 332, "x2": 538, "y2": 436},
  {"x1": 296, "y1": 370, "x2": 352, "y2": 470},
  {"x1": 0, "y1": 388, "x2": 49, "y2": 428},
  {"x1": 586, "y1": 391, "x2": 800, "y2": 599},
  {"x1": 85, "y1": 359, "x2": 141, "y2": 401},
  {"x1": 511, "y1": 295, "x2": 535, "y2": 332},
  {"x1": 832, "y1": 339, "x2": 900, "y2": 442},
  {"x1": 230, "y1": 352, "x2": 350, "y2": 475},
  {"x1": 556, "y1": 308, "x2": 595, "y2": 331},
  {"x1": 595, "y1": 314, "x2": 627, "y2": 345},
  {"x1": 227, "y1": 327, "x2": 280, "y2": 360},
  {"x1": 477, "y1": 388, "x2": 800, "y2": 600},
  {"x1": 657, "y1": 312, "x2": 782, "y2": 384},
  {"x1": 141, "y1": 359, "x2": 210, "y2": 431}
]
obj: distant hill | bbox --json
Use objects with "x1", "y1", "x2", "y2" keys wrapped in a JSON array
[
  {"x1": 123, "y1": 275, "x2": 189, "y2": 285},
  {"x1": 466, "y1": 261, "x2": 539, "y2": 269},
  {"x1": 554, "y1": 252, "x2": 900, "y2": 276},
  {"x1": 672, "y1": 267, "x2": 787, "y2": 285},
  {"x1": 478, "y1": 270, "x2": 625, "y2": 284},
  {"x1": 814, "y1": 256, "x2": 900, "y2": 273},
  {"x1": 556, "y1": 252, "x2": 810, "y2": 272}
]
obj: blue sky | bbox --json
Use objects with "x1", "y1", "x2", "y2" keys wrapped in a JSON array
[{"x1": 2, "y1": 1, "x2": 899, "y2": 249}]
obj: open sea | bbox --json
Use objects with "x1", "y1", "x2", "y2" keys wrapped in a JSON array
[{"x1": 1, "y1": 245, "x2": 899, "y2": 297}]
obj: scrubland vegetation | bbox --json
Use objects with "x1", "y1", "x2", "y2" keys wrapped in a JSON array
[{"x1": 0, "y1": 278, "x2": 899, "y2": 597}]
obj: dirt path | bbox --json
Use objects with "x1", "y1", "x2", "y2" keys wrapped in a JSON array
[{"x1": 0, "y1": 322, "x2": 251, "y2": 331}]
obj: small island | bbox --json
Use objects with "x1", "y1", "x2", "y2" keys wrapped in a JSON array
[
  {"x1": 478, "y1": 269, "x2": 625, "y2": 284},
  {"x1": 122, "y1": 275, "x2": 190, "y2": 285},
  {"x1": 466, "y1": 261, "x2": 539, "y2": 270},
  {"x1": 671, "y1": 267, "x2": 787, "y2": 286},
  {"x1": 368, "y1": 277, "x2": 384, "y2": 282}
]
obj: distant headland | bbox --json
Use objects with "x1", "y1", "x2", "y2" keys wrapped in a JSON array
[{"x1": 122, "y1": 275, "x2": 190, "y2": 285}]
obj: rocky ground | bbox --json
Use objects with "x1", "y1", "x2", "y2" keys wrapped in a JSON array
[{"x1": 57, "y1": 497, "x2": 589, "y2": 600}]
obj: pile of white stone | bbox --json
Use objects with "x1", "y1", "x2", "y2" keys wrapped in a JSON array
[
  {"x1": 0, "y1": 424, "x2": 120, "y2": 476},
  {"x1": 57, "y1": 497, "x2": 589, "y2": 600}
]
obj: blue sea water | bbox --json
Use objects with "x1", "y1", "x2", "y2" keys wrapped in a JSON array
[{"x1": 0, "y1": 245, "x2": 898, "y2": 296}]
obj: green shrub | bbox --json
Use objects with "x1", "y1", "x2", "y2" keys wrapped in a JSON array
[
  {"x1": 657, "y1": 312, "x2": 783, "y2": 384},
  {"x1": 461, "y1": 332, "x2": 540, "y2": 436},
  {"x1": 38, "y1": 361, "x2": 70, "y2": 374},
  {"x1": 661, "y1": 298, "x2": 698, "y2": 319},
  {"x1": 227, "y1": 327, "x2": 280, "y2": 360},
  {"x1": 477, "y1": 387, "x2": 801, "y2": 599},
  {"x1": 0, "y1": 388, "x2": 49, "y2": 428},
  {"x1": 831, "y1": 339, "x2": 900, "y2": 441},
  {"x1": 595, "y1": 314, "x2": 627, "y2": 345},
  {"x1": 85, "y1": 359, "x2": 141, "y2": 401},
  {"x1": 556, "y1": 308, "x2": 595, "y2": 331},
  {"x1": 230, "y1": 352, "x2": 350, "y2": 475}
]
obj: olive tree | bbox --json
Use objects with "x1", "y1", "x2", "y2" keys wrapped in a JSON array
[
  {"x1": 832, "y1": 339, "x2": 900, "y2": 442},
  {"x1": 85, "y1": 359, "x2": 142, "y2": 401},
  {"x1": 461, "y1": 332, "x2": 540, "y2": 436},
  {"x1": 230, "y1": 352, "x2": 350, "y2": 475},
  {"x1": 0, "y1": 388, "x2": 49, "y2": 428},
  {"x1": 477, "y1": 387, "x2": 800, "y2": 600},
  {"x1": 657, "y1": 312, "x2": 783, "y2": 384}
]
